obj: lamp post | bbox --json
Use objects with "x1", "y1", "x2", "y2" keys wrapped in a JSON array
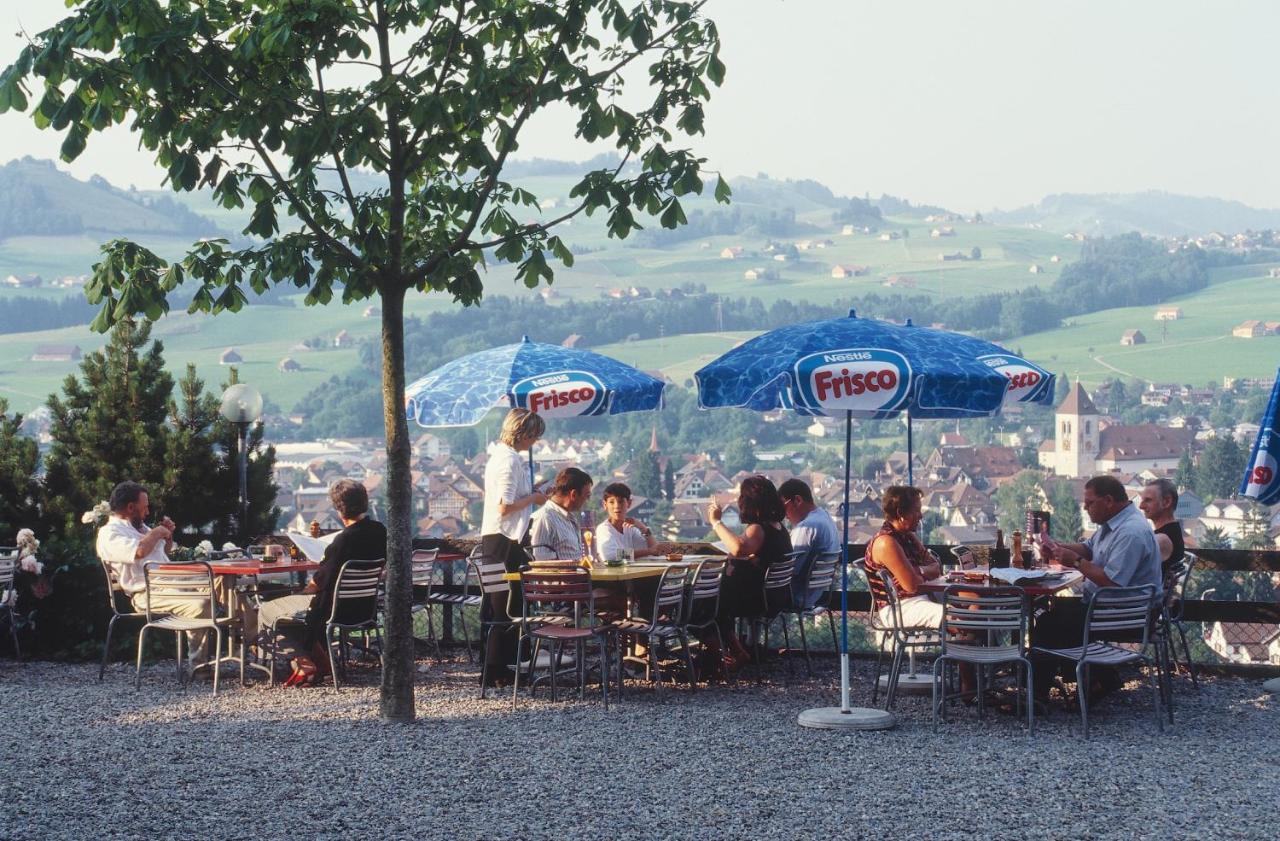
[{"x1": 220, "y1": 383, "x2": 264, "y2": 546}]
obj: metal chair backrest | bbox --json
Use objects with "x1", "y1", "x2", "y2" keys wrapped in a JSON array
[
  {"x1": 940, "y1": 585, "x2": 1027, "y2": 655},
  {"x1": 520, "y1": 568, "x2": 595, "y2": 625},
  {"x1": 858, "y1": 558, "x2": 892, "y2": 612},
  {"x1": 874, "y1": 567, "x2": 909, "y2": 632},
  {"x1": 685, "y1": 559, "x2": 725, "y2": 625},
  {"x1": 324, "y1": 558, "x2": 386, "y2": 627},
  {"x1": 99, "y1": 558, "x2": 133, "y2": 618},
  {"x1": 805, "y1": 551, "x2": 842, "y2": 595},
  {"x1": 0, "y1": 549, "x2": 17, "y2": 589},
  {"x1": 411, "y1": 548, "x2": 441, "y2": 588},
  {"x1": 764, "y1": 550, "x2": 799, "y2": 592},
  {"x1": 650, "y1": 564, "x2": 690, "y2": 623},
  {"x1": 141, "y1": 562, "x2": 218, "y2": 623},
  {"x1": 1083, "y1": 585, "x2": 1157, "y2": 648},
  {"x1": 1166, "y1": 551, "x2": 1196, "y2": 621}
]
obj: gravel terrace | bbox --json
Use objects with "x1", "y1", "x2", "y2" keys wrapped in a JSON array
[{"x1": 2, "y1": 653, "x2": 1276, "y2": 841}]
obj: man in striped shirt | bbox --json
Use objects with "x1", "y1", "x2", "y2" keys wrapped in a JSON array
[{"x1": 530, "y1": 467, "x2": 594, "y2": 560}]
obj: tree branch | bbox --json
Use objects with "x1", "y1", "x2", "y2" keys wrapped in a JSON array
[
  {"x1": 316, "y1": 58, "x2": 361, "y2": 222},
  {"x1": 405, "y1": 1, "x2": 467, "y2": 153}
]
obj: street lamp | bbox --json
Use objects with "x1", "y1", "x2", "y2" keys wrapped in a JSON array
[{"x1": 220, "y1": 383, "x2": 264, "y2": 546}]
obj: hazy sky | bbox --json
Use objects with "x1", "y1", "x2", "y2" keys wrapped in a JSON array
[{"x1": 3, "y1": 0, "x2": 1277, "y2": 211}]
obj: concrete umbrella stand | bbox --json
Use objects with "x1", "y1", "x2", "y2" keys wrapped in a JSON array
[{"x1": 1264, "y1": 677, "x2": 1280, "y2": 694}]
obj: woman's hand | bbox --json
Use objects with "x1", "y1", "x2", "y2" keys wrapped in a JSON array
[{"x1": 707, "y1": 502, "x2": 722, "y2": 524}]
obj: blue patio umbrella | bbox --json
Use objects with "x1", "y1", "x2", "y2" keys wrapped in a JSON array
[
  {"x1": 405, "y1": 336, "x2": 667, "y2": 483},
  {"x1": 694, "y1": 310, "x2": 1056, "y2": 724},
  {"x1": 1240, "y1": 368, "x2": 1280, "y2": 505}
]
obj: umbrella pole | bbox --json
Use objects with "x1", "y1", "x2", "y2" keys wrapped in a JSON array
[
  {"x1": 796, "y1": 410, "x2": 894, "y2": 731},
  {"x1": 906, "y1": 410, "x2": 914, "y2": 487},
  {"x1": 840, "y1": 409, "x2": 852, "y2": 712}
]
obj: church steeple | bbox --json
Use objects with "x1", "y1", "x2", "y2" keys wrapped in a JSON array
[{"x1": 648, "y1": 426, "x2": 660, "y2": 453}]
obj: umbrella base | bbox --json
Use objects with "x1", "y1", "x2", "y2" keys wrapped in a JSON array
[
  {"x1": 878, "y1": 673, "x2": 935, "y2": 694},
  {"x1": 797, "y1": 706, "x2": 896, "y2": 731},
  {"x1": 1264, "y1": 677, "x2": 1280, "y2": 694}
]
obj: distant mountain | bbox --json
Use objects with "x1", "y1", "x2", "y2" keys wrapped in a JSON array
[
  {"x1": 0, "y1": 157, "x2": 220, "y2": 240},
  {"x1": 989, "y1": 191, "x2": 1280, "y2": 238}
]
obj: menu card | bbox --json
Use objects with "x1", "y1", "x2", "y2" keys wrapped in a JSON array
[{"x1": 285, "y1": 530, "x2": 339, "y2": 563}]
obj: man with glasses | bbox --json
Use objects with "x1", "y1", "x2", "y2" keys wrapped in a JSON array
[
  {"x1": 778, "y1": 478, "x2": 841, "y2": 609},
  {"x1": 1033, "y1": 474, "x2": 1162, "y2": 705}
]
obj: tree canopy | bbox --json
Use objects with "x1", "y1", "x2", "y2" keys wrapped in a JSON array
[{"x1": 3, "y1": 0, "x2": 726, "y2": 721}]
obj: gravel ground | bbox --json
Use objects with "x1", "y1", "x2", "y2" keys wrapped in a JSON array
[{"x1": 1, "y1": 652, "x2": 1276, "y2": 841}]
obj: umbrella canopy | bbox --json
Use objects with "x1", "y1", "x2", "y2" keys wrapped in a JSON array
[
  {"x1": 694, "y1": 309, "x2": 1055, "y2": 417},
  {"x1": 405, "y1": 336, "x2": 666, "y2": 428},
  {"x1": 1240, "y1": 368, "x2": 1280, "y2": 506}
]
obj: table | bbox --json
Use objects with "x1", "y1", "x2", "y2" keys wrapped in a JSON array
[
  {"x1": 919, "y1": 569, "x2": 1084, "y2": 597},
  {"x1": 502, "y1": 555, "x2": 726, "y2": 583}
]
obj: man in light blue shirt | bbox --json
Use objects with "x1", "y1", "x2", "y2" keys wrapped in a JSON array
[
  {"x1": 779, "y1": 478, "x2": 842, "y2": 609},
  {"x1": 1034, "y1": 474, "x2": 1162, "y2": 703}
]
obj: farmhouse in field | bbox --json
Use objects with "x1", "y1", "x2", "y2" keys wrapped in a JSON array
[
  {"x1": 333, "y1": 329, "x2": 354, "y2": 348},
  {"x1": 1154, "y1": 307, "x2": 1182, "y2": 321},
  {"x1": 278, "y1": 357, "x2": 302, "y2": 373},
  {"x1": 1120, "y1": 329, "x2": 1146, "y2": 346},
  {"x1": 363, "y1": 305, "x2": 381, "y2": 318},
  {"x1": 1233, "y1": 320, "x2": 1265, "y2": 338},
  {"x1": 1269, "y1": 267, "x2": 1280, "y2": 278},
  {"x1": 930, "y1": 227, "x2": 955, "y2": 238},
  {"x1": 4, "y1": 273, "x2": 42, "y2": 288},
  {"x1": 830, "y1": 264, "x2": 869, "y2": 279},
  {"x1": 1029, "y1": 263, "x2": 1044, "y2": 274},
  {"x1": 220, "y1": 348, "x2": 243, "y2": 365},
  {"x1": 719, "y1": 246, "x2": 743, "y2": 259},
  {"x1": 30, "y1": 344, "x2": 81, "y2": 362}
]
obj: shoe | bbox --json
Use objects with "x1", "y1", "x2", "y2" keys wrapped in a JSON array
[{"x1": 283, "y1": 657, "x2": 318, "y2": 688}]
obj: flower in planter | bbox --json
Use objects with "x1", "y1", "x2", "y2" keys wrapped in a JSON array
[
  {"x1": 193, "y1": 540, "x2": 215, "y2": 558},
  {"x1": 16, "y1": 528, "x2": 42, "y2": 575},
  {"x1": 80, "y1": 501, "x2": 110, "y2": 525}
]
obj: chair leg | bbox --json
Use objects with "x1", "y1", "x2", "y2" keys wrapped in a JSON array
[
  {"x1": 134, "y1": 626, "x2": 148, "y2": 690},
  {"x1": 1076, "y1": 661, "x2": 1090, "y2": 739},
  {"x1": 100, "y1": 615, "x2": 118, "y2": 681},
  {"x1": 1148, "y1": 659, "x2": 1165, "y2": 734},
  {"x1": 1175, "y1": 623, "x2": 1199, "y2": 688},
  {"x1": 212, "y1": 629, "x2": 222, "y2": 696},
  {"x1": 885, "y1": 641, "x2": 904, "y2": 710},
  {"x1": 599, "y1": 635, "x2": 610, "y2": 710},
  {"x1": 797, "y1": 613, "x2": 812, "y2": 677},
  {"x1": 511, "y1": 630, "x2": 526, "y2": 710},
  {"x1": 871, "y1": 634, "x2": 888, "y2": 705},
  {"x1": 328, "y1": 627, "x2": 342, "y2": 691},
  {"x1": 681, "y1": 632, "x2": 696, "y2": 692},
  {"x1": 932, "y1": 657, "x2": 945, "y2": 728},
  {"x1": 1024, "y1": 659, "x2": 1035, "y2": 736}
]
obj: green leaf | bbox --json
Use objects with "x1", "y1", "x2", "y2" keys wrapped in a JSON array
[
  {"x1": 548, "y1": 236, "x2": 574, "y2": 268},
  {"x1": 707, "y1": 54, "x2": 726, "y2": 86},
  {"x1": 60, "y1": 126, "x2": 87, "y2": 162},
  {"x1": 714, "y1": 174, "x2": 732, "y2": 204}
]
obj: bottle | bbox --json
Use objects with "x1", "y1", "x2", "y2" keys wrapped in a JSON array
[
  {"x1": 993, "y1": 528, "x2": 1007, "y2": 568},
  {"x1": 1012, "y1": 530, "x2": 1023, "y2": 569},
  {"x1": 289, "y1": 543, "x2": 300, "y2": 562}
]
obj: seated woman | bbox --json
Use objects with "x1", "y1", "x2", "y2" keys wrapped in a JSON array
[
  {"x1": 863, "y1": 485, "x2": 943, "y2": 629},
  {"x1": 707, "y1": 475, "x2": 792, "y2": 671},
  {"x1": 257, "y1": 479, "x2": 387, "y2": 686},
  {"x1": 594, "y1": 482, "x2": 659, "y2": 561}
]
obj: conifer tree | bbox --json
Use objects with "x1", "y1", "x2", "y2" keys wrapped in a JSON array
[{"x1": 0, "y1": 398, "x2": 40, "y2": 542}]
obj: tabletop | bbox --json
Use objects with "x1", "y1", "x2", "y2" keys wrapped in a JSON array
[
  {"x1": 503, "y1": 555, "x2": 727, "y2": 583},
  {"x1": 206, "y1": 559, "x2": 321, "y2": 576},
  {"x1": 919, "y1": 569, "x2": 1083, "y2": 597}
]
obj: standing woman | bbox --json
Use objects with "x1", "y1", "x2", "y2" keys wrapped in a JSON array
[
  {"x1": 707, "y1": 475, "x2": 792, "y2": 671},
  {"x1": 479, "y1": 408, "x2": 547, "y2": 686}
]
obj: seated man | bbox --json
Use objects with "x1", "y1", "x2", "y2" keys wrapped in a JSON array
[
  {"x1": 778, "y1": 478, "x2": 842, "y2": 609},
  {"x1": 1034, "y1": 474, "x2": 1162, "y2": 703},
  {"x1": 257, "y1": 479, "x2": 387, "y2": 685},
  {"x1": 95, "y1": 481, "x2": 215, "y2": 662},
  {"x1": 1138, "y1": 476, "x2": 1185, "y2": 590},
  {"x1": 529, "y1": 467, "x2": 593, "y2": 561}
]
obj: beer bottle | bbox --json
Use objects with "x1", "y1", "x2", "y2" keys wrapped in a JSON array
[
  {"x1": 993, "y1": 528, "x2": 1008, "y2": 568},
  {"x1": 1012, "y1": 530, "x2": 1024, "y2": 569},
  {"x1": 289, "y1": 543, "x2": 300, "y2": 562}
]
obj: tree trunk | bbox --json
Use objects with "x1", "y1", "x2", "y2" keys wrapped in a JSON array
[{"x1": 378, "y1": 284, "x2": 416, "y2": 722}]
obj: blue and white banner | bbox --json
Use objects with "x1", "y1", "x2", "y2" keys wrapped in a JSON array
[{"x1": 1240, "y1": 370, "x2": 1280, "y2": 506}]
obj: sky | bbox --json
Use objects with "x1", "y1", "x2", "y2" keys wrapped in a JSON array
[{"x1": 2, "y1": 0, "x2": 1277, "y2": 212}]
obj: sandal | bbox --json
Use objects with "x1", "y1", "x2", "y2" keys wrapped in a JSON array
[{"x1": 283, "y1": 657, "x2": 318, "y2": 688}]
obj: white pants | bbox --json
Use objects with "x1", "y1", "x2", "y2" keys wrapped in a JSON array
[{"x1": 878, "y1": 595, "x2": 943, "y2": 631}]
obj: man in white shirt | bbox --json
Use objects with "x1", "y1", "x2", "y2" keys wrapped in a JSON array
[
  {"x1": 530, "y1": 467, "x2": 594, "y2": 560},
  {"x1": 96, "y1": 481, "x2": 220, "y2": 658},
  {"x1": 779, "y1": 478, "x2": 842, "y2": 609}
]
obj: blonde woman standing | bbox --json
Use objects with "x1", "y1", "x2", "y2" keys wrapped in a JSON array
[{"x1": 479, "y1": 408, "x2": 547, "y2": 686}]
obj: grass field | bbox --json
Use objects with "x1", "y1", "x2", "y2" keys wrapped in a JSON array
[{"x1": 1009, "y1": 271, "x2": 1280, "y2": 386}]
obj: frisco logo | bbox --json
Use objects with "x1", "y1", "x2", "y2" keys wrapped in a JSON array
[
  {"x1": 512, "y1": 370, "x2": 607, "y2": 417},
  {"x1": 980, "y1": 354, "x2": 1050, "y2": 403},
  {"x1": 793, "y1": 348, "x2": 911, "y2": 414}
]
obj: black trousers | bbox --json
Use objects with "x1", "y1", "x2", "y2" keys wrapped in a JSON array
[
  {"x1": 479, "y1": 533, "x2": 530, "y2": 684},
  {"x1": 1031, "y1": 597, "x2": 1136, "y2": 697}
]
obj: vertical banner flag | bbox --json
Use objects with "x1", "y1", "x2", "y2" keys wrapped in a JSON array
[{"x1": 1240, "y1": 369, "x2": 1280, "y2": 506}]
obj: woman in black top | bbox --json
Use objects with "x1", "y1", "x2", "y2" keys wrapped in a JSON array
[
  {"x1": 1139, "y1": 478, "x2": 1185, "y2": 590},
  {"x1": 707, "y1": 475, "x2": 792, "y2": 670}
]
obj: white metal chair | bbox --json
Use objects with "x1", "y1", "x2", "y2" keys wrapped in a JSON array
[
  {"x1": 1031, "y1": 584, "x2": 1163, "y2": 739},
  {"x1": 609, "y1": 564, "x2": 695, "y2": 694},
  {"x1": 932, "y1": 585, "x2": 1034, "y2": 733},
  {"x1": 323, "y1": 558, "x2": 386, "y2": 690},
  {"x1": 860, "y1": 560, "x2": 942, "y2": 709},
  {"x1": 778, "y1": 551, "x2": 842, "y2": 675},
  {"x1": 745, "y1": 549, "x2": 799, "y2": 679},
  {"x1": 134, "y1": 561, "x2": 239, "y2": 694},
  {"x1": 98, "y1": 558, "x2": 148, "y2": 680},
  {"x1": 0, "y1": 548, "x2": 22, "y2": 659},
  {"x1": 413, "y1": 548, "x2": 484, "y2": 662},
  {"x1": 682, "y1": 558, "x2": 728, "y2": 684}
]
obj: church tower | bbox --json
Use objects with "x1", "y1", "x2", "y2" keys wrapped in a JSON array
[{"x1": 1054, "y1": 380, "x2": 1099, "y2": 477}]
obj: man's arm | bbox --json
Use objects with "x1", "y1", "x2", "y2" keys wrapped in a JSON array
[{"x1": 134, "y1": 526, "x2": 170, "y2": 560}]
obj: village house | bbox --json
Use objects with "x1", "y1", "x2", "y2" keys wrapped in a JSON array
[
  {"x1": 4, "y1": 273, "x2": 42, "y2": 288},
  {"x1": 30, "y1": 344, "x2": 82, "y2": 362},
  {"x1": 278, "y1": 357, "x2": 302, "y2": 373},
  {"x1": 1232, "y1": 320, "x2": 1265, "y2": 338},
  {"x1": 929, "y1": 226, "x2": 955, "y2": 238},
  {"x1": 1202, "y1": 622, "x2": 1280, "y2": 665},
  {"x1": 219, "y1": 348, "x2": 243, "y2": 365},
  {"x1": 830, "y1": 264, "x2": 869, "y2": 278},
  {"x1": 333, "y1": 329, "x2": 354, "y2": 348},
  {"x1": 1028, "y1": 263, "x2": 1044, "y2": 274},
  {"x1": 363, "y1": 305, "x2": 381, "y2": 318},
  {"x1": 1120, "y1": 329, "x2": 1146, "y2": 346},
  {"x1": 1154, "y1": 306, "x2": 1183, "y2": 321},
  {"x1": 719, "y1": 246, "x2": 743, "y2": 259}
]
